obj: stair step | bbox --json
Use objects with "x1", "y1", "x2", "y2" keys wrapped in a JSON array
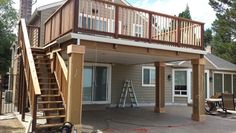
[
  {"x1": 38, "y1": 108, "x2": 64, "y2": 111},
  {"x1": 41, "y1": 94, "x2": 60, "y2": 97},
  {"x1": 36, "y1": 123, "x2": 63, "y2": 129},
  {"x1": 41, "y1": 88, "x2": 58, "y2": 91},
  {"x1": 37, "y1": 115, "x2": 65, "y2": 119},
  {"x1": 38, "y1": 101, "x2": 63, "y2": 104},
  {"x1": 40, "y1": 82, "x2": 57, "y2": 85}
]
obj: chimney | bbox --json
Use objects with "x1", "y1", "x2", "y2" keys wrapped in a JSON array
[
  {"x1": 20, "y1": 0, "x2": 32, "y2": 22},
  {"x1": 205, "y1": 45, "x2": 212, "y2": 53}
]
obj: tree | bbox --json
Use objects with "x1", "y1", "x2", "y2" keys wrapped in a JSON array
[
  {"x1": 204, "y1": 28, "x2": 213, "y2": 47},
  {"x1": 178, "y1": 5, "x2": 192, "y2": 19},
  {"x1": 209, "y1": 0, "x2": 236, "y2": 64},
  {"x1": 0, "y1": 0, "x2": 17, "y2": 74}
]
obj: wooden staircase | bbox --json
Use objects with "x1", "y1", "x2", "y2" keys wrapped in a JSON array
[{"x1": 32, "y1": 50, "x2": 65, "y2": 131}]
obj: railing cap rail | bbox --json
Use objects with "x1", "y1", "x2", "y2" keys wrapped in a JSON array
[
  {"x1": 20, "y1": 19, "x2": 41, "y2": 95},
  {"x1": 44, "y1": 0, "x2": 204, "y2": 26}
]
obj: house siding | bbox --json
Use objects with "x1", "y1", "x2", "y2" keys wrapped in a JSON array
[
  {"x1": 40, "y1": 6, "x2": 60, "y2": 46},
  {"x1": 111, "y1": 64, "x2": 173, "y2": 105}
]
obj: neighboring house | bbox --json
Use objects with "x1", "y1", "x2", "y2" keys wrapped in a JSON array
[{"x1": 15, "y1": 0, "x2": 208, "y2": 131}]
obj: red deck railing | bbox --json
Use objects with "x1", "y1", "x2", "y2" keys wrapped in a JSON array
[{"x1": 44, "y1": 0, "x2": 204, "y2": 49}]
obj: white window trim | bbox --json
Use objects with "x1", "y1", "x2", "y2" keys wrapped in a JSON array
[
  {"x1": 105, "y1": 0, "x2": 115, "y2": 10},
  {"x1": 173, "y1": 69, "x2": 189, "y2": 98},
  {"x1": 79, "y1": 13, "x2": 108, "y2": 31},
  {"x1": 213, "y1": 71, "x2": 236, "y2": 94},
  {"x1": 83, "y1": 63, "x2": 112, "y2": 105},
  {"x1": 133, "y1": 24, "x2": 143, "y2": 37},
  {"x1": 172, "y1": 69, "x2": 210, "y2": 103},
  {"x1": 142, "y1": 66, "x2": 155, "y2": 87}
]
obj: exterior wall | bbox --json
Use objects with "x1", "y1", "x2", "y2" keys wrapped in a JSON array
[
  {"x1": 111, "y1": 64, "x2": 173, "y2": 105},
  {"x1": 174, "y1": 97, "x2": 188, "y2": 103},
  {"x1": 40, "y1": 6, "x2": 60, "y2": 46}
]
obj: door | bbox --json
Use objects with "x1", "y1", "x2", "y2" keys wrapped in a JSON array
[{"x1": 83, "y1": 66, "x2": 109, "y2": 104}]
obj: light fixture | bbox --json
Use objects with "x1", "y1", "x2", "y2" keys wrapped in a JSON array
[
  {"x1": 209, "y1": 77, "x2": 213, "y2": 82},
  {"x1": 167, "y1": 74, "x2": 172, "y2": 81}
]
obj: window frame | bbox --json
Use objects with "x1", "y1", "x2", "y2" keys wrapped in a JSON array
[
  {"x1": 173, "y1": 70, "x2": 188, "y2": 97},
  {"x1": 105, "y1": 0, "x2": 115, "y2": 10},
  {"x1": 213, "y1": 71, "x2": 236, "y2": 95},
  {"x1": 142, "y1": 66, "x2": 156, "y2": 87},
  {"x1": 133, "y1": 24, "x2": 143, "y2": 37}
]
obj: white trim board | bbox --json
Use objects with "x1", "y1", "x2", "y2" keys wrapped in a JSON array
[{"x1": 66, "y1": 33, "x2": 207, "y2": 55}]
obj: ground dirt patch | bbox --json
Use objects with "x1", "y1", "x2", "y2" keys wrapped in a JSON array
[{"x1": 0, "y1": 118, "x2": 25, "y2": 133}]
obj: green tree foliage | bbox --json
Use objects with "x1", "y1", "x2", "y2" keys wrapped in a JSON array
[
  {"x1": 209, "y1": 0, "x2": 236, "y2": 64},
  {"x1": 0, "y1": 0, "x2": 17, "y2": 74},
  {"x1": 178, "y1": 5, "x2": 192, "y2": 19},
  {"x1": 204, "y1": 28, "x2": 213, "y2": 47}
]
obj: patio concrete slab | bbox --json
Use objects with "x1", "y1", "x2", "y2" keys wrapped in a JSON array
[{"x1": 82, "y1": 105, "x2": 236, "y2": 133}]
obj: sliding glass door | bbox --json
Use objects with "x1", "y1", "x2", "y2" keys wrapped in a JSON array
[{"x1": 83, "y1": 65, "x2": 109, "y2": 104}]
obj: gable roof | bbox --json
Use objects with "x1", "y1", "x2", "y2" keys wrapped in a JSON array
[
  {"x1": 205, "y1": 53, "x2": 236, "y2": 71},
  {"x1": 168, "y1": 53, "x2": 236, "y2": 71}
]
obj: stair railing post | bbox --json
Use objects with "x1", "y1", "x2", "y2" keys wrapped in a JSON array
[{"x1": 32, "y1": 94, "x2": 37, "y2": 132}]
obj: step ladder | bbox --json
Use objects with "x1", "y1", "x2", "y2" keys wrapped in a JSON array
[{"x1": 117, "y1": 80, "x2": 139, "y2": 108}]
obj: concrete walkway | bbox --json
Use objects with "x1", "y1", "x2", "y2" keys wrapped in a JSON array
[{"x1": 82, "y1": 105, "x2": 236, "y2": 133}]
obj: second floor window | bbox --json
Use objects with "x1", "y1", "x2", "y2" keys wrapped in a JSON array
[
  {"x1": 105, "y1": 0, "x2": 115, "y2": 9},
  {"x1": 133, "y1": 24, "x2": 143, "y2": 37}
]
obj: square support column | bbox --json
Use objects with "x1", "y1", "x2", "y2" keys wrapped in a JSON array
[
  {"x1": 191, "y1": 58, "x2": 206, "y2": 121},
  {"x1": 154, "y1": 62, "x2": 165, "y2": 113},
  {"x1": 66, "y1": 45, "x2": 85, "y2": 125}
]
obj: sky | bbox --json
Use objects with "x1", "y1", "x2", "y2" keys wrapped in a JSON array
[{"x1": 13, "y1": 0, "x2": 216, "y2": 29}]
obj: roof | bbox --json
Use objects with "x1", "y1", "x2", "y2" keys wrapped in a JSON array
[
  {"x1": 205, "y1": 53, "x2": 236, "y2": 71},
  {"x1": 168, "y1": 53, "x2": 236, "y2": 71},
  {"x1": 28, "y1": 1, "x2": 65, "y2": 24}
]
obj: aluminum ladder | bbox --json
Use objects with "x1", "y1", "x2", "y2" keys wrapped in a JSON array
[{"x1": 117, "y1": 80, "x2": 139, "y2": 108}]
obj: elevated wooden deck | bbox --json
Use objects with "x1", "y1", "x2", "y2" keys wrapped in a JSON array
[{"x1": 44, "y1": 0, "x2": 204, "y2": 50}]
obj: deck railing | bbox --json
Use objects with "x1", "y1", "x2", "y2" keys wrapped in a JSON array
[
  {"x1": 44, "y1": 0, "x2": 204, "y2": 49},
  {"x1": 53, "y1": 52, "x2": 68, "y2": 108},
  {"x1": 18, "y1": 19, "x2": 41, "y2": 131}
]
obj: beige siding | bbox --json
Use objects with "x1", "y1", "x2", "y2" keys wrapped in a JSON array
[
  {"x1": 111, "y1": 64, "x2": 173, "y2": 105},
  {"x1": 174, "y1": 97, "x2": 188, "y2": 103}
]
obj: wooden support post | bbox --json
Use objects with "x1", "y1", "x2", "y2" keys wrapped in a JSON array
[
  {"x1": 32, "y1": 95, "x2": 37, "y2": 132},
  {"x1": 154, "y1": 62, "x2": 165, "y2": 113},
  {"x1": 191, "y1": 58, "x2": 206, "y2": 121},
  {"x1": 21, "y1": 76, "x2": 26, "y2": 121},
  {"x1": 66, "y1": 45, "x2": 85, "y2": 127},
  {"x1": 0, "y1": 89, "x2": 2, "y2": 115}
]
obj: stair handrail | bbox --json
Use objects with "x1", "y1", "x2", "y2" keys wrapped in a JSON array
[
  {"x1": 19, "y1": 19, "x2": 41, "y2": 131},
  {"x1": 53, "y1": 52, "x2": 68, "y2": 108}
]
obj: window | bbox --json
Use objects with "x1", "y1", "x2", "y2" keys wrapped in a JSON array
[
  {"x1": 133, "y1": 24, "x2": 143, "y2": 37},
  {"x1": 224, "y1": 74, "x2": 232, "y2": 93},
  {"x1": 142, "y1": 67, "x2": 155, "y2": 86},
  {"x1": 105, "y1": 0, "x2": 115, "y2": 9},
  {"x1": 213, "y1": 72, "x2": 236, "y2": 95},
  {"x1": 174, "y1": 71, "x2": 187, "y2": 96},
  {"x1": 79, "y1": 16, "x2": 107, "y2": 32},
  {"x1": 214, "y1": 73, "x2": 222, "y2": 94}
]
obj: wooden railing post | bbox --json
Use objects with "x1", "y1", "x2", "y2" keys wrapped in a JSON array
[
  {"x1": 73, "y1": 0, "x2": 79, "y2": 33},
  {"x1": 114, "y1": 5, "x2": 119, "y2": 38},
  {"x1": 148, "y1": 13, "x2": 152, "y2": 43},
  {"x1": 66, "y1": 45, "x2": 85, "y2": 128},
  {"x1": 177, "y1": 19, "x2": 181, "y2": 47},
  {"x1": 201, "y1": 24, "x2": 204, "y2": 50},
  {"x1": 32, "y1": 95, "x2": 37, "y2": 132}
]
